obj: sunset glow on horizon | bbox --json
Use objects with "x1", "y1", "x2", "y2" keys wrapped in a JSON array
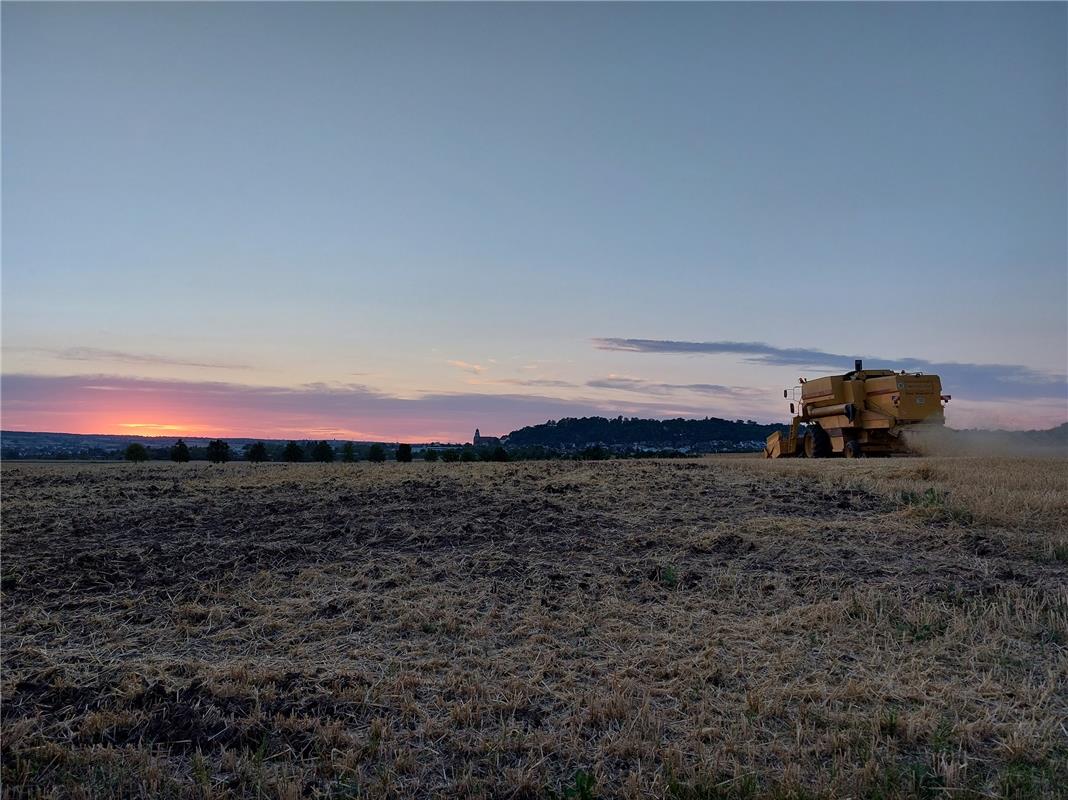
[
  {"x1": 3, "y1": 366, "x2": 1065, "y2": 443},
  {"x1": 0, "y1": 371, "x2": 789, "y2": 443}
]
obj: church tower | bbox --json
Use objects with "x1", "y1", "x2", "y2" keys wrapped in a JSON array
[{"x1": 473, "y1": 428, "x2": 481, "y2": 445}]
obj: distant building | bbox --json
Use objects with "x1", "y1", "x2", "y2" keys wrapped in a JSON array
[{"x1": 472, "y1": 428, "x2": 501, "y2": 447}]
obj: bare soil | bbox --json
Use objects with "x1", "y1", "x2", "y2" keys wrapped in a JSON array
[{"x1": 2, "y1": 457, "x2": 1066, "y2": 798}]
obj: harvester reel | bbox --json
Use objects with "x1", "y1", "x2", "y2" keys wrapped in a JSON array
[{"x1": 804, "y1": 425, "x2": 832, "y2": 458}]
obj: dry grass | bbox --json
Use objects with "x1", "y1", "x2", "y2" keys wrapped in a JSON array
[{"x1": 2, "y1": 457, "x2": 1066, "y2": 799}]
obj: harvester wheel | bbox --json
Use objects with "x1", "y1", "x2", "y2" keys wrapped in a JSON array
[
  {"x1": 804, "y1": 425, "x2": 832, "y2": 458},
  {"x1": 843, "y1": 440, "x2": 863, "y2": 459}
]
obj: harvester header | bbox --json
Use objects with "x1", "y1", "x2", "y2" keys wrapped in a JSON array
[{"x1": 765, "y1": 359, "x2": 950, "y2": 458}]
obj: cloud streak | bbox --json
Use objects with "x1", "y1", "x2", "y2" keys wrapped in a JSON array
[
  {"x1": 14, "y1": 346, "x2": 250, "y2": 370},
  {"x1": 447, "y1": 360, "x2": 486, "y2": 375},
  {"x1": 491, "y1": 378, "x2": 578, "y2": 388},
  {"x1": 587, "y1": 375, "x2": 761, "y2": 398},
  {"x1": 593, "y1": 338, "x2": 1067, "y2": 401}
]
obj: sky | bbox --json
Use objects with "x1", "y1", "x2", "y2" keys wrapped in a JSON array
[{"x1": 3, "y1": 2, "x2": 1066, "y2": 441}]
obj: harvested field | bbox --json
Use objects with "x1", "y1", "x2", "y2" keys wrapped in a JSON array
[{"x1": 2, "y1": 457, "x2": 1066, "y2": 799}]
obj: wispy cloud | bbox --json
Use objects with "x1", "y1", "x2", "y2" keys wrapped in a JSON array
[
  {"x1": 493, "y1": 378, "x2": 578, "y2": 388},
  {"x1": 593, "y1": 338, "x2": 1068, "y2": 401},
  {"x1": 447, "y1": 360, "x2": 486, "y2": 375},
  {"x1": 587, "y1": 375, "x2": 760, "y2": 398},
  {"x1": 18, "y1": 346, "x2": 250, "y2": 370}
]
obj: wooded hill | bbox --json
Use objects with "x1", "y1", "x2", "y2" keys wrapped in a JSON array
[{"x1": 504, "y1": 416, "x2": 783, "y2": 451}]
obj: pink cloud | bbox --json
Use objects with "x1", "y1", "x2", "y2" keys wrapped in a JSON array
[{"x1": 446, "y1": 360, "x2": 486, "y2": 375}]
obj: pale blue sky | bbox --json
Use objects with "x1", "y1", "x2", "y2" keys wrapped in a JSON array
[{"x1": 3, "y1": 2, "x2": 1066, "y2": 436}]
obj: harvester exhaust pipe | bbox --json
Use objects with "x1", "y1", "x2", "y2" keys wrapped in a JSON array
[{"x1": 855, "y1": 359, "x2": 863, "y2": 372}]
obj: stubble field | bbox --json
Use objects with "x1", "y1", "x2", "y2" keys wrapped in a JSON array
[{"x1": 2, "y1": 456, "x2": 1066, "y2": 799}]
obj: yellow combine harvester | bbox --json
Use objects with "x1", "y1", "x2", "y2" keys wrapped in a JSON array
[{"x1": 765, "y1": 360, "x2": 950, "y2": 458}]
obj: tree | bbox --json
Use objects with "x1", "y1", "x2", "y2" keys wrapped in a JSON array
[
  {"x1": 283, "y1": 441, "x2": 304, "y2": 462},
  {"x1": 460, "y1": 448, "x2": 478, "y2": 463},
  {"x1": 396, "y1": 443, "x2": 413, "y2": 463},
  {"x1": 441, "y1": 449, "x2": 460, "y2": 463},
  {"x1": 312, "y1": 440, "x2": 335, "y2": 463},
  {"x1": 423, "y1": 448, "x2": 439, "y2": 462},
  {"x1": 170, "y1": 439, "x2": 190, "y2": 463},
  {"x1": 341, "y1": 442, "x2": 357, "y2": 462},
  {"x1": 124, "y1": 443, "x2": 149, "y2": 463},
  {"x1": 491, "y1": 445, "x2": 509, "y2": 462},
  {"x1": 368, "y1": 444, "x2": 386, "y2": 463},
  {"x1": 246, "y1": 442, "x2": 269, "y2": 463},
  {"x1": 206, "y1": 440, "x2": 231, "y2": 464}
]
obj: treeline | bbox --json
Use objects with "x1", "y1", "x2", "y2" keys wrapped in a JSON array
[
  {"x1": 124, "y1": 439, "x2": 407, "y2": 463},
  {"x1": 122, "y1": 439, "x2": 513, "y2": 464},
  {"x1": 505, "y1": 415, "x2": 783, "y2": 449},
  {"x1": 121, "y1": 440, "x2": 697, "y2": 464},
  {"x1": 1, "y1": 446, "x2": 122, "y2": 461}
]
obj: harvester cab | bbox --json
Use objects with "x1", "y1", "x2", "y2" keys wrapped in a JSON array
[{"x1": 764, "y1": 359, "x2": 950, "y2": 458}]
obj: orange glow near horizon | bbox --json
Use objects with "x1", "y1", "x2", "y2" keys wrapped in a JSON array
[
  {"x1": 8, "y1": 415, "x2": 484, "y2": 443},
  {"x1": 3, "y1": 373, "x2": 1065, "y2": 443},
  {"x1": 117, "y1": 422, "x2": 204, "y2": 433},
  {"x1": 81, "y1": 416, "x2": 409, "y2": 441},
  {"x1": 2, "y1": 400, "x2": 487, "y2": 443},
  {"x1": 3, "y1": 374, "x2": 576, "y2": 442}
]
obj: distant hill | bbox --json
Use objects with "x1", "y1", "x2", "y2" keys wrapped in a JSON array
[
  {"x1": 0, "y1": 430, "x2": 479, "y2": 461},
  {"x1": 0, "y1": 431, "x2": 379, "y2": 461},
  {"x1": 503, "y1": 416, "x2": 784, "y2": 452},
  {"x1": 1015, "y1": 421, "x2": 1068, "y2": 446},
  {"x1": 2, "y1": 421, "x2": 779, "y2": 459}
]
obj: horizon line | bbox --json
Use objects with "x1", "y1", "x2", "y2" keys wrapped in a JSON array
[{"x1": 4, "y1": 418, "x2": 1068, "y2": 444}]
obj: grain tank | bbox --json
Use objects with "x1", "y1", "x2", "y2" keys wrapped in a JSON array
[{"x1": 764, "y1": 360, "x2": 950, "y2": 458}]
